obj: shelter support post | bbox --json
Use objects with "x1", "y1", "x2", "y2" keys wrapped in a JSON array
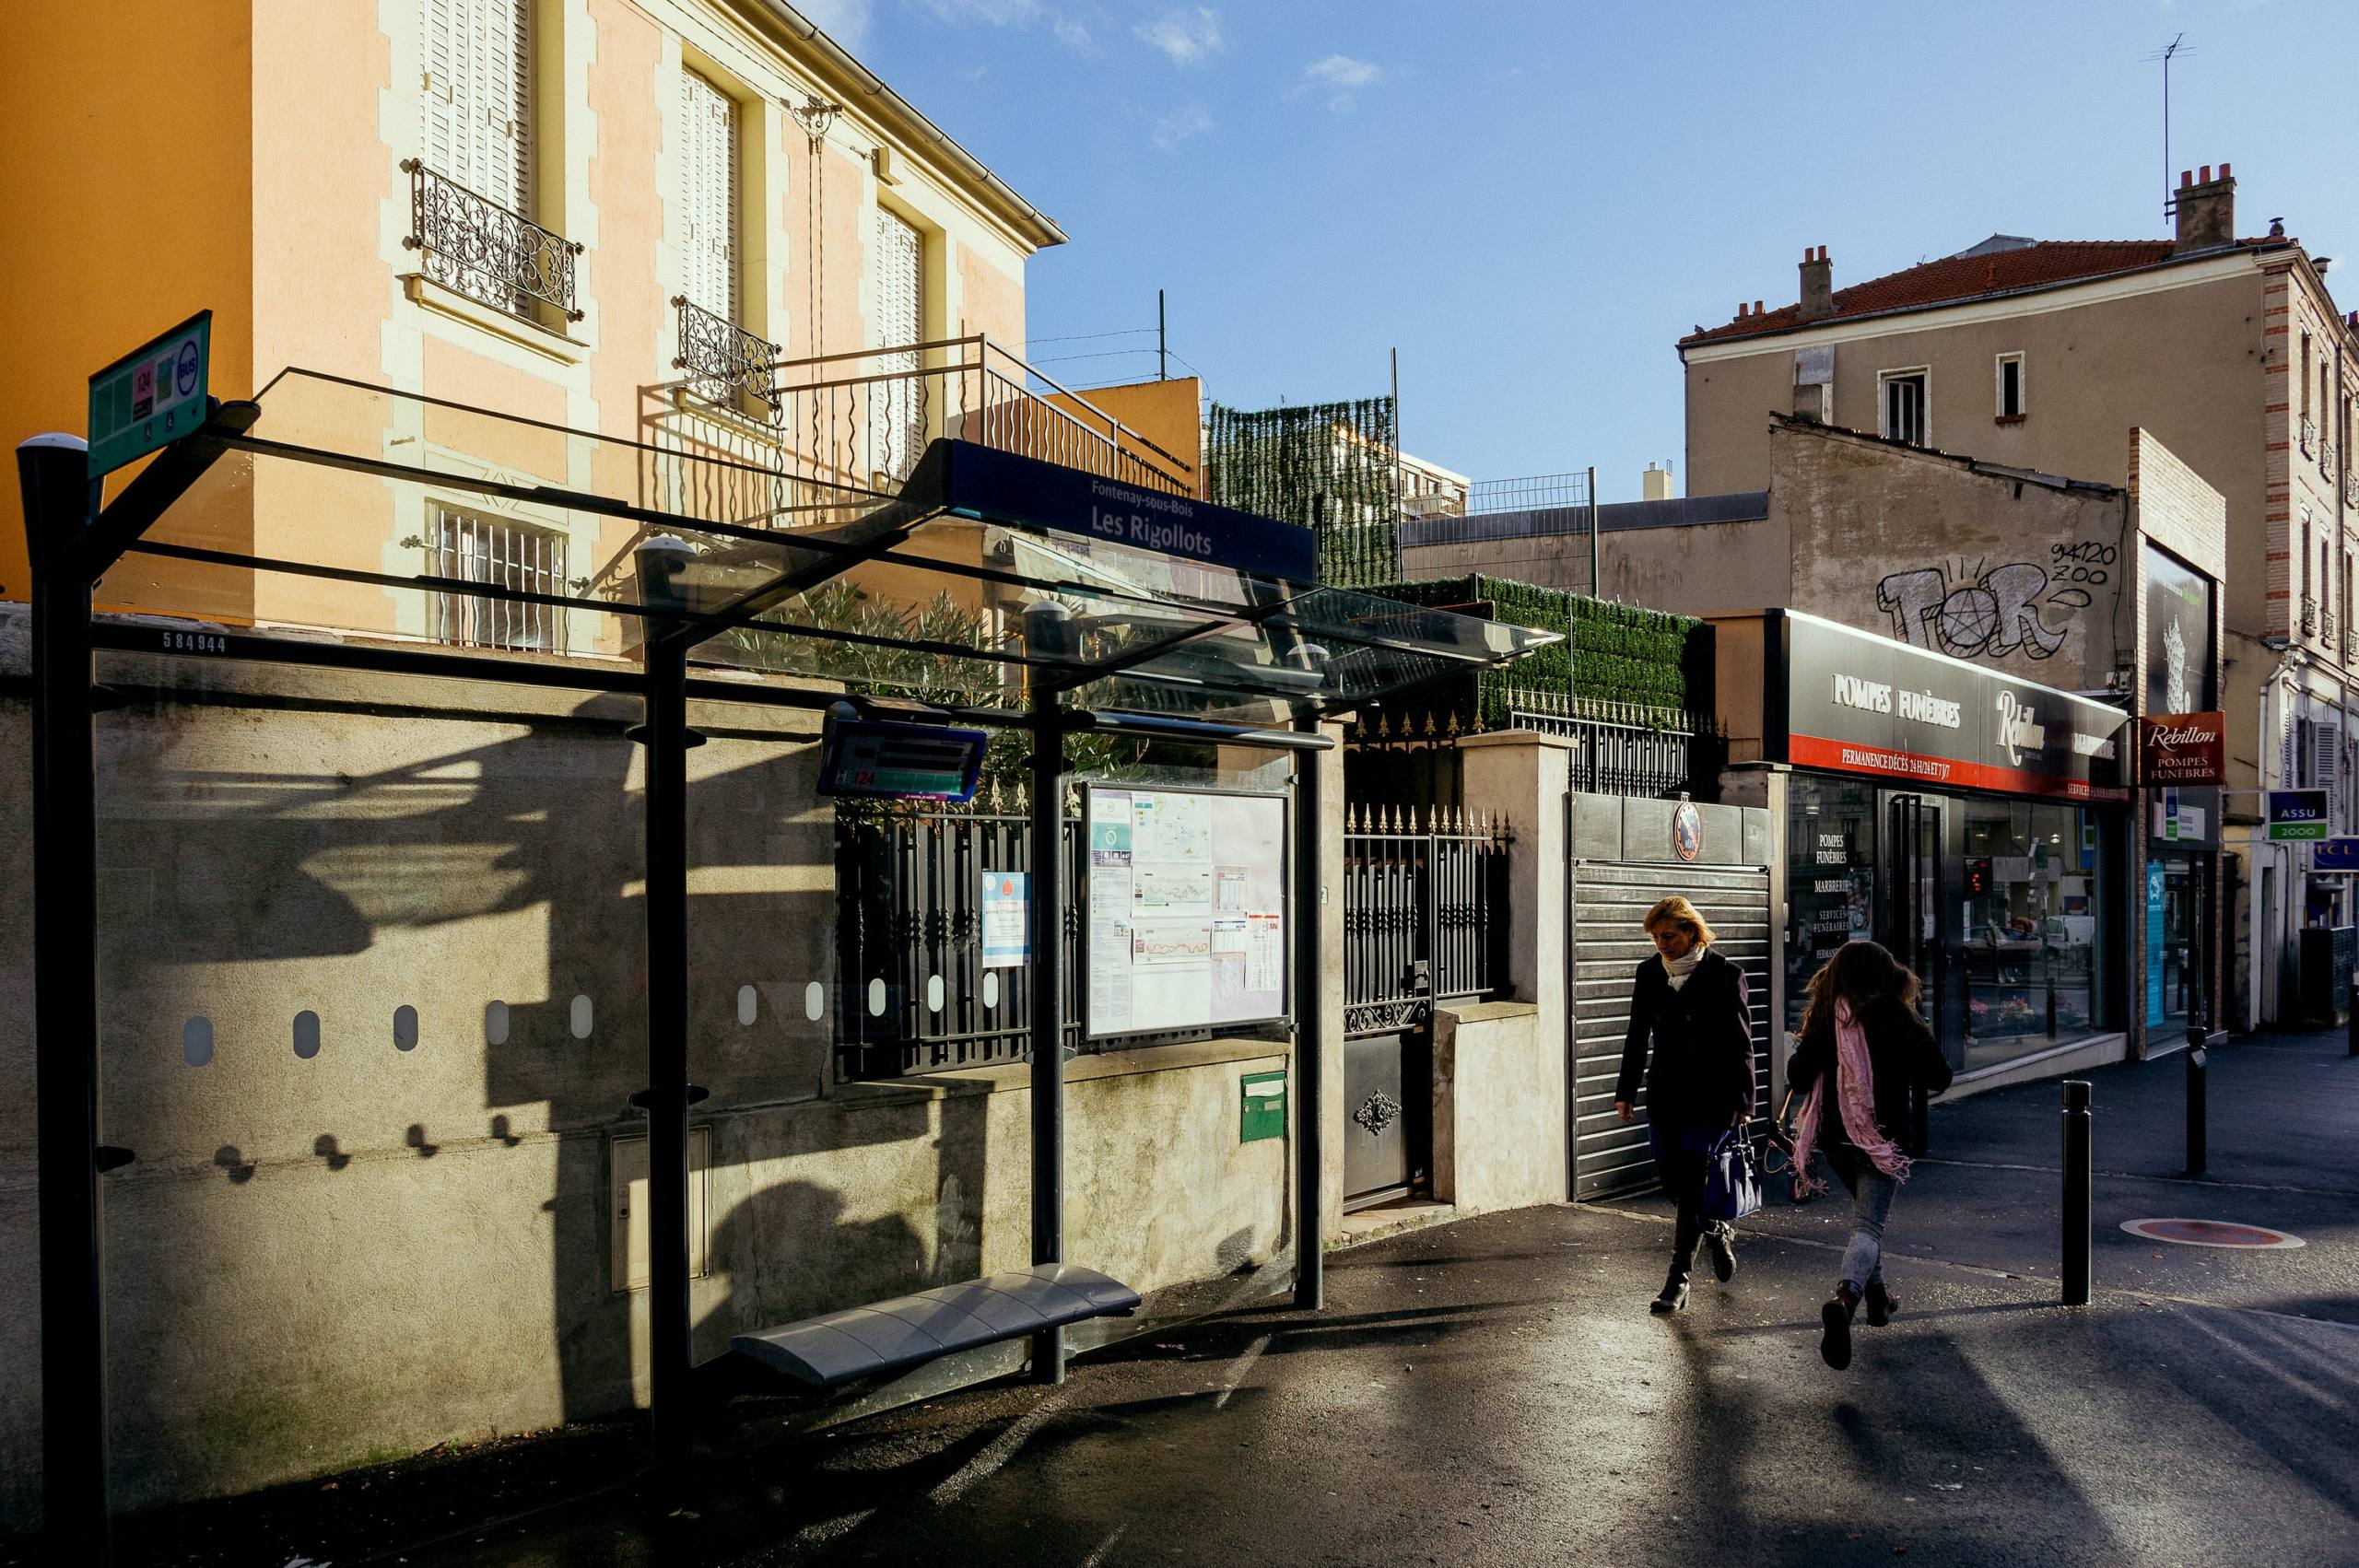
[
  {"x1": 639, "y1": 636, "x2": 697, "y2": 1465},
  {"x1": 21, "y1": 436, "x2": 111, "y2": 1560},
  {"x1": 1029, "y1": 694, "x2": 1067, "y2": 1382},
  {"x1": 1293, "y1": 711, "x2": 1325, "y2": 1310}
]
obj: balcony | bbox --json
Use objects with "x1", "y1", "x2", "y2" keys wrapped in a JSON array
[
  {"x1": 2325, "y1": 605, "x2": 2340, "y2": 652},
  {"x1": 672, "y1": 296, "x2": 780, "y2": 422},
  {"x1": 403, "y1": 159, "x2": 582, "y2": 325},
  {"x1": 769, "y1": 334, "x2": 1196, "y2": 497},
  {"x1": 2301, "y1": 417, "x2": 2318, "y2": 458},
  {"x1": 2302, "y1": 593, "x2": 2320, "y2": 638}
]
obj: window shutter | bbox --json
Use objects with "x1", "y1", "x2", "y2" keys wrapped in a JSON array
[
  {"x1": 872, "y1": 207, "x2": 925, "y2": 479},
  {"x1": 680, "y1": 71, "x2": 738, "y2": 322},
  {"x1": 423, "y1": 0, "x2": 528, "y2": 212},
  {"x1": 2319, "y1": 718, "x2": 2341, "y2": 812}
]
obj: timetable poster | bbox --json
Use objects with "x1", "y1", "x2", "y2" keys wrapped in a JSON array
[{"x1": 1086, "y1": 787, "x2": 1285, "y2": 1036}]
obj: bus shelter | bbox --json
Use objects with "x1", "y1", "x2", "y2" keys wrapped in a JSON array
[{"x1": 18, "y1": 369, "x2": 1553, "y2": 1554}]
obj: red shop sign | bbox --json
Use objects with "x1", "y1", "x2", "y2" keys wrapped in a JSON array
[{"x1": 2139, "y1": 711, "x2": 2226, "y2": 786}]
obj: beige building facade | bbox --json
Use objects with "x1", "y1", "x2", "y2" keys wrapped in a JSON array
[{"x1": 1678, "y1": 167, "x2": 2358, "y2": 1029}]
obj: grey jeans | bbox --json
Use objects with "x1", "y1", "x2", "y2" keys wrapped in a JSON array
[{"x1": 1830, "y1": 1147, "x2": 1899, "y2": 1293}]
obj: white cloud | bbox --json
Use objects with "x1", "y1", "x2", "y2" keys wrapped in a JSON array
[
  {"x1": 1051, "y1": 14, "x2": 1094, "y2": 50},
  {"x1": 1151, "y1": 104, "x2": 1214, "y2": 149},
  {"x1": 800, "y1": 0, "x2": 874, "y2": 51},
  {"x1": 1295, "y1": 53, "x2": 1386, "y2": 111},
  {"x1": 1135, "y1": 7, "x2": 1223, "y2": 65}
]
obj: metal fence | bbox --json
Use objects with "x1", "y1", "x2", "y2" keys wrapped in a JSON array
[
  {"x1": 833, "y1": 788, "x2": 1082, "y2": 1080},
  {"x1": 1466, "y1": 471, "x2": 1591, "y2": 516},
  {"x1": 1344, "y1": 805, "x2": 1512, "y2": 1038},
  {"x1": 771, "y1": 334, "x2": 1197, "y2": 496},
  {"x1": 1499, "y1": 687, "x2": 1714, "y2": 799}
]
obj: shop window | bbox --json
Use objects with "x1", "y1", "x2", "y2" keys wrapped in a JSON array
[
  {"x1": 1961, "y1": 799, "x2": 2107, "y2": 1067},
  {"x1": 1784, "y1": 776, "x2": 1880, "y2": 1036}
]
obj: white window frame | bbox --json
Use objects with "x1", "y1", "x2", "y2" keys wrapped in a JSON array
[
  {"x1": 1995, "y1": 352, "x2": 2025, "y2": 419},
  {"x1": 1879, "y1": 367, "x2": 1931, "y2": 447}
]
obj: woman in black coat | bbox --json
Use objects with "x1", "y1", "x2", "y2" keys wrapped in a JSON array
[
  {"x1": 1783, "y1": 940, "x2": 1954, "y2": 1370},
  {"x1": 1614, "y1": 895, "x2": 1756, "y2": 1314}
]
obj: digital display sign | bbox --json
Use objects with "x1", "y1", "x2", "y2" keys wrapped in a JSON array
[{"x1": 816, "y1": 715, "x2": 987, "y2": 802}]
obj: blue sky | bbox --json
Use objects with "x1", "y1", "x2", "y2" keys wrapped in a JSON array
[{"x1": 810, "y1": 0, "x2": 2358, "y2": 501}]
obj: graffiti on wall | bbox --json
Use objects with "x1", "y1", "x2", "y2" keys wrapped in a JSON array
[{"x1": 1875, "y1": 541, "x2": 2111, "y2": 661}]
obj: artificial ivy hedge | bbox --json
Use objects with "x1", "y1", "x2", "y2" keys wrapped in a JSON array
[
  {"x1": 1204, "y1": 397, "x2": 1401, "y2": 590},
  {"x1": 1365, "y1": 575, "x2": 1706, "y2": 728}
]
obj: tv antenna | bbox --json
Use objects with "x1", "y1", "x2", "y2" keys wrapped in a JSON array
[{"x1": 2146, "y1": 33, "x2": 2194, "y2": 223}]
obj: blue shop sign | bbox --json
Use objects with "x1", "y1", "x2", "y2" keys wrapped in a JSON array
[{"x1": 912, "y1": 439, "x2": 1318, "y2": 584}]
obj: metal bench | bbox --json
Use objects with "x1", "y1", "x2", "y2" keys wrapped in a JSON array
[{"x1": 729, "y1": 1264, "x2": 1140, "y2": 1389}]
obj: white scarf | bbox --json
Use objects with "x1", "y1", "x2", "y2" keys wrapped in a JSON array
[{"x1": 1661, "y1": 945, "x2": 1707, "y2": 991}]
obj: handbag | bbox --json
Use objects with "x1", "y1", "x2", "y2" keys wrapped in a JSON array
[{"x1": 1702, "y1": 1128, "x2": 1763, "y2": 1222}]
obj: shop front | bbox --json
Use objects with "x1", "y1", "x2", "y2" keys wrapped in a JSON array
[{"x1": 1754, "y1": 612, "x2": 2133, "y2": 1083}]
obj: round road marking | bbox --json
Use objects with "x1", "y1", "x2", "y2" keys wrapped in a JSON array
[{"x1": 2120, "y1": 1218, "x2": 2306, "y2": 1249}]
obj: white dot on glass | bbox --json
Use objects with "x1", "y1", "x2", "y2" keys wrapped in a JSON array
[
  {"x1": 182, "y1": 1016, "x2": 214, "y2": 1068},
  {"x1": 982, "y1": 972, "x2": 999, "y2": 1011},
  {"x1": 867, "y1": 977, "x2": 886, "y2": 1017},
  {"x1": 393, "y1": 1005, "x2": 419, "y2": 1052},
  {"x1": 484, "y1": 1000, "x2": 511, "y2": 1047},
  {"x1": 570, "y1": 994, "x2": 593, "y2": 1040},
  {"x1": 927, "y1": 975, "x2": 945, "y2": 1013},
  {"x1": 804, "y1": 981, "x2": 825, "y2": 1021},
  {"x1": 292, "y1": 1011, "x2": 322, "y2": 1060},
  {"x1": 737, "y1": 985, "x2": 758, "y2": 1026}
]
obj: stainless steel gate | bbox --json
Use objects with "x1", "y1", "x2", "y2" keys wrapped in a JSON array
[{"x1": 1567, "y1": 794, "x2": 1775, "y2": 1201}]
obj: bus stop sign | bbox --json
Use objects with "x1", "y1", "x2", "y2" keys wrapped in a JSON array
[{"x1": 88, "y1": 310, "x2": 211, "y2": 479}]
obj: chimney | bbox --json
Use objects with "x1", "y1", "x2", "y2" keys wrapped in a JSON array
[
  {"x1": 1642, "y1": 463, "x2": 1675, "y2": 503},
  {"x1": 1798, "y1": 246, "x2": 1834, "y2": 322},
  {"x1": 2174, "y1": 162, "x2": 2235, "y2": 254}
]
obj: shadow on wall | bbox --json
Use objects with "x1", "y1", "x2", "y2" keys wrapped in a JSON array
[{"x1": 67, "y1": 685, "x2": 983, "y2": 1510}]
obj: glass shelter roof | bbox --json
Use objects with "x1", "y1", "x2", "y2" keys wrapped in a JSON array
[{"x1": 98, "y1": 370, "x2": 1557, "y2": 723}]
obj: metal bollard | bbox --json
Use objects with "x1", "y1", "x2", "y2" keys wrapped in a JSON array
[
  {"x1": 2185, "y1": 1026, "x2": 2207, "y2": 1176},
  {"x1": 2061, "y1": 1079, "x2": 2092, "y2": 1306}
]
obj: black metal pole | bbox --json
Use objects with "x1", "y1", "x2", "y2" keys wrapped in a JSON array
[
  {"x1": 2186, "y1": 968, "x2": 2208, "y2": 1176},
  {"x1": 1028, "y1": 691, "x2": 1066, "y2": 1383},
  {"x1": 1294, "y1": 713, "x2": 1325, "y2": 1310},
  {"x1": 2348, "y1": 971, "x2": 2356, "y2": 1057},
  {"x1": 1157, "y1": 288, "x2": 1168, "y2": 382},
  {"x1": 640, "y1": 635, "x2": 694, "y2": 1466},
  {"x1": 2062, "y1": 1079, "x2": 2092, "y2": 1305},
  {"x1": 22, "y1": 436, "x2": 109, "y2": 1559}
]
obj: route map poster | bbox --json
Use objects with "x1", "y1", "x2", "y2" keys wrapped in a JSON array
[{"x1": 1086, "y1": 786, "x2": 1286, "y2": 1037}]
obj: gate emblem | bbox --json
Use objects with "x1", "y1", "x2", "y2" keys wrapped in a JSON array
[
  {"x1": 1672, "y1": 801, "x2": 1703, "y2": 862},
  {"x1": 1352, "y1": 1091, "x2": 1402, "y2": 1137}
]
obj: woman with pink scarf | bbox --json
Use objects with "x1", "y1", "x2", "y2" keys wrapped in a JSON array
[{"x1": 1784, "y1": 941, "x2": 1953, "y2": 1371}]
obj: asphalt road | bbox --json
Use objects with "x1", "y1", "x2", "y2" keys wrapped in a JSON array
[{"x1": 100, "y1": 1029, "x2": 2359, "y2": 1567}]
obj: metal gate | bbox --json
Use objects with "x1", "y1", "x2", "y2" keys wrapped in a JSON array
[{"x1": 1567, "y1": 794, "x2": 1774, "y2": 1201}]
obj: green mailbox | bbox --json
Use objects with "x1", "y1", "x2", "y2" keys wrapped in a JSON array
[{"x1": 1240, "y1": 1071, "x2": 1286, "y2": 1143}]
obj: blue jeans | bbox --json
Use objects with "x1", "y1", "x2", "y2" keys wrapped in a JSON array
[{"x1": 1829, "y1": 1145, "x2": 1898, "y2": 1293}]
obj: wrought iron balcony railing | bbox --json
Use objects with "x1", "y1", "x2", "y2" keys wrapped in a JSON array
[
  {"x1": 2301, "y1": 417, "x2": 2318, "y2": 458},
  {"x1": 403, "y1": 158, "x2": 582, "y2": 324},
  {"x1": 2301, "y1": 594, "x2": 2319, "y2": 638},
  {"x1": 673, "y1": 297, "x2": 780, "y2": 420},
  {"x1": 2325, "y1": 606, "x2": 2340, "y2": 651}
]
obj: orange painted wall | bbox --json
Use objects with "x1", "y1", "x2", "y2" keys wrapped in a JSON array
[
  {"x1": 1048, "y1": 377, "x2": 1203, "y2": 496},
  {"x1": 0, "y1": 0, "x2": 256, "y2": 607}
]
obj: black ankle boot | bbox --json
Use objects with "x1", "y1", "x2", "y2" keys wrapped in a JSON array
[
  {"x1": 1649, "y1": 1265, "x2": 1692, "y2": 1315},
  {"x1": 1706, "y1": 1224, "x2": 1736, "y2": 1283},
  {"x1": 1864, "y1": 1279, "x2": 1897, "y2": 1327},
  {"x1": 1820, "y1": 1283, "x2": 1860, "y2": 1369}
]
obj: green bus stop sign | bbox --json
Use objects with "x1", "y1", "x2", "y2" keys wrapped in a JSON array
[{"x1": 88, "y1": 310, "x2": 212, "y2": 479}]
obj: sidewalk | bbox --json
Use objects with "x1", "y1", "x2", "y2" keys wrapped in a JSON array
[{"x1": 30, "y1": 1029, "x2": 2359, "y2": 1568}]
